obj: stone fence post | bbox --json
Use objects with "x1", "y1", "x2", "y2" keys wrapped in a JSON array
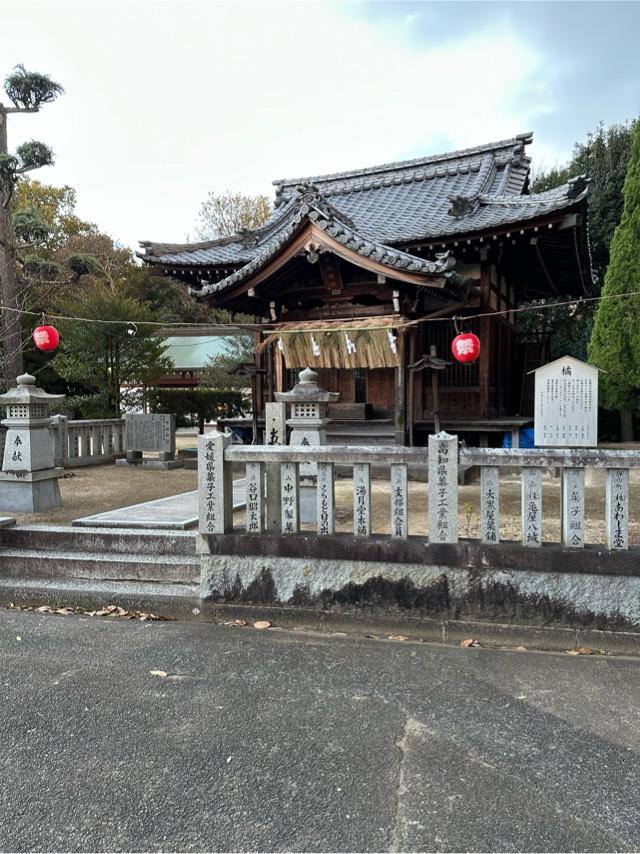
[
  {"x1": 50, "y1": 414, "x2": 69, "y2": 468},
  {"x1": 198, "y1": 430, "x2": 233, "y2": 536},
  {"x1": 265, "y1": 401, "x2": 286, "y2": 532},
  {"x1": 428, "y1": 431, "x2": 458, "y2": 544}
]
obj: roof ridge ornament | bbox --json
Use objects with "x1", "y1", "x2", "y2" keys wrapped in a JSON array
[
  {"x1": 568, "y1": 175, "x2": 590, "y2": 200},
  {"x1": 447, "y1": 194, "x2": 479, "y2": 219}
]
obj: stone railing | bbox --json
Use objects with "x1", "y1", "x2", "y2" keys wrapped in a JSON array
[
  {"x1": 198, "y1": 431, "x2": 640, "y2": 553},
  {"x1": 54, "y1": 417, "x2": 126, "y2": 467},
  {"x1": 459, "y1": 446, "x2": 639, "y2": 551}
]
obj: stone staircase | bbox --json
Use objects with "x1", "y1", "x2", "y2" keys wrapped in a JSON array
[{"x1": 0, "y1": 525, "x2": 200, "y2": 614}]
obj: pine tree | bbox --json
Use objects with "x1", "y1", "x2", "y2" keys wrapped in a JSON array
[
  {"x1": 588, "y1": 122, "x2": 640, "y2": 439},
  {"x1": 0, "y1": 65, "x2": 63, "y2": 386}
]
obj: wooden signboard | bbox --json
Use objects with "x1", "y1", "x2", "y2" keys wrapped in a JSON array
[{"x1": 531, "y1": 356, "x2": 599, "y2": 447}]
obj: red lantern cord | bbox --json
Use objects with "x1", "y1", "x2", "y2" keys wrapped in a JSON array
[{"x1": 33, "y1": 325, "x2": 60, "y2": 352}]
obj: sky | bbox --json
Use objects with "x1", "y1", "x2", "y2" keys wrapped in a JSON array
[{"x1": 2, "y1": 0, "x2": 640, "y2": 252}]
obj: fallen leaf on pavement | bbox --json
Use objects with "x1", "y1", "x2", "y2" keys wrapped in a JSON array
[
  {"x1": 460, "y1": 638, "x2": 481, "y2": 648},
  {"x1": 566, "y1": 646, "x2": 593, "y2": 656},
  {"x1": 253, "y1": 620, "x2": 272, "y2": 630},
  {"x1": 149, "y1": 670, "x2": 168, "y2": 678}
]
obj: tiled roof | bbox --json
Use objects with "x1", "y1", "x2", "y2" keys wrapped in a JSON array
[
  {"x1": 198, "y1": 187, "x2": 456, "y2": 297},
  {"x1": 139, "y1": 133, "x2": 589, "y2": 273}
]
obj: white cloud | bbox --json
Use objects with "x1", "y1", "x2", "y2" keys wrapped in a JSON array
[{"x1": 3, "y1": 0, "x2": 556, "y2": 250}]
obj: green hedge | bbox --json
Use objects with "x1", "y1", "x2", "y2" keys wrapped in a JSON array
[{"x1": 147, "y1": 387, "x2": 247, "y2": 431}]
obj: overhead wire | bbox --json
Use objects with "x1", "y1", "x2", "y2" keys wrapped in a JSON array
[{"x1": 0, "y1": 287, "x2": 636, "y2": 349}]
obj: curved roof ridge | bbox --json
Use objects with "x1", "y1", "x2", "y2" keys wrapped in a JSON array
[
  {"x1": 479, "y1": 177, "x2": 589, "y2": 207},
  {"x1": 199, "y1": 188, "x2": 455, "y2": 298},
  {"x1": 273, "y1": 132, "x2": 533, "y2": 189},
  {"x1": 138, "y1": 197, "x2": 299, "y2": 261}
]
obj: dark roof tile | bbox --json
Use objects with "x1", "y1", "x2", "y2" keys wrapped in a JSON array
[{"x1": 139, "y1": 133, "x2": 588, "y2": 271}]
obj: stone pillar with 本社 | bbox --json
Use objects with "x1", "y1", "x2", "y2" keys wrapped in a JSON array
[
  {"x1": 275, "y1": 367, "x2": 339, "y2": 477},
  {"x1": 0, "y1": 373, "x2": 65, "y2": 512}
]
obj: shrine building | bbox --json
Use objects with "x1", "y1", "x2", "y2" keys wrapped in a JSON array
[{"x1": 139, "y1": 132, "x2": 591, "y2": 446}]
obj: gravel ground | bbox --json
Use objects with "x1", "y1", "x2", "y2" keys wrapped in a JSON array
[{"x1": 6, "y1": 464, "x2": 197, "y2": 527}]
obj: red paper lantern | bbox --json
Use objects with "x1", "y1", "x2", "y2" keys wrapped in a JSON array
[
  {"x1": 451, "y1": 332, "x2": 480, "y2": 363},
  {"x1": 32, "y1": 325, "x2": 60, "y2": 352}
]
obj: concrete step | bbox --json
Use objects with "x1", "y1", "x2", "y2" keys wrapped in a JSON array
[
  {"x1": 0, "y1": 525, "x2": 197, "y2": 557},
  {"x1": 0, "y1": 575, "x2": 201, "y2": 618},
  {"x1": 0, "y1": 547, "x2": 200, "y2": 585}
]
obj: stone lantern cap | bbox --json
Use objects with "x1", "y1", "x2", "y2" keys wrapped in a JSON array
[
  {"x1": 275, "y1": 368, "x2": 339, "y2": 403},
  {"x1": 0, "y1": 373, "x2": 65, "y2": 407}
]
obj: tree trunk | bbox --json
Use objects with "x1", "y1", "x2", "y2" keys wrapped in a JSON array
[
  {"x1": 0, "y1": 105, "x2": 24, "y2": 388},
  {"x1": 620, "y1": 409, "x2": 634, "y2": 442}
]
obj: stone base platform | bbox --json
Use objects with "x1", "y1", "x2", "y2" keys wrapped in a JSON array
[
  {"x1": 115, "y1": 458, "x2": 184, "y2": 470},
  {"x1": 0, "y1": 468, "x2": 64, "y2": 513},
  {"x1": 73, "y1": 479, "x2": 248, "y2": 530}
]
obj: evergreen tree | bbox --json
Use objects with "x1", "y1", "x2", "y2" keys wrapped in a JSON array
[
  {"x1": 532, "y1": 120, "x2": 638, "y2": 280},
  {"x1": 0, "y1": 66, "x2": 65, "y2": 385},
  {"x1": 52, "y1": 285, "x2": 171, "y2": 417},
  {"x1": 588, "y1": 122, "x2": 640, "y2": 439}
]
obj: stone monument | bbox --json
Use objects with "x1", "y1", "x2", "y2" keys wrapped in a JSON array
[
  {"x1": 275, "y1": 367, "x2": 339, "y2": 476},
  {"x1": 0, "y1": 373, "x2": 65, "y2": 512},
  {"x1": 116, "y1": 413, "x2": 181, "y2": 469}
]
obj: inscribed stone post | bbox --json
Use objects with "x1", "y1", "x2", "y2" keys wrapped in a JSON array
[
  {"x1": 428, "y1": 432, "x2": 458, "y2": 544},
  {"x1": 50, "y1": 414, "x2": 68, "y2": 468},
  {"x1": 606, "y1": 468, "x2": 629, "y2": 551},
  {"x1": 480, "y1": 466, "x2": 500, "y2": 544},
  {"x1": 281, "y1": 461, "x2": 300, "y2": 534},
  {"x1": 245, "y1": 461, "x2": 265, "y2": 534},
  {"x1": 521, "y1": 467, "x2": 542, "y2": 547},
  {"x1": 265, "y1": 401, "x2": 286, "y2": 532},
  {"x1": 390, "y1": 464, "x2": 408, "y2": 538},
  {"x1": 353, "y1": 463, "x2": 371, "y2": 537},
  {"x1": 561, "y1": 467, "x2": 585, "y2": 548},
  {"x1": 316, "y1": 462, "x2": 335, "y2": 535},
  {"x1": 198, "y1": 431, "x2": 233, "y2": 535}
]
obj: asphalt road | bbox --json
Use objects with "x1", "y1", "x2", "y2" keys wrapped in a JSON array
[{"x1": 1, "y1": 610, "x2": 640, "y2": 853}]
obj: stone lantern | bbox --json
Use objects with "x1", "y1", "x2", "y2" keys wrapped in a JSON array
[
  {"x1": 0, "y1": 373, "x2": 65, "y2": 512},
  {"x1": 275, "y1": 367, "x2": 339, "y2": 475}
]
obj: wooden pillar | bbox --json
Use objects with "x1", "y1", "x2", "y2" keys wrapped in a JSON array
[
  {"x1": 394, "y1": 331, "x2": 407, "y2": 446},
  {"x1": 407, "y1": 328, "x2": 417, "y2": 447},
  {"x1": 274, "y1": 343, "x2": 286, "y2": 393},
  {"x1": 252, "y1": 332, "x2": 261, "y2": 444},
  {"x1": 479, "y1": 258, "x2": 492, "y2": 418}
]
